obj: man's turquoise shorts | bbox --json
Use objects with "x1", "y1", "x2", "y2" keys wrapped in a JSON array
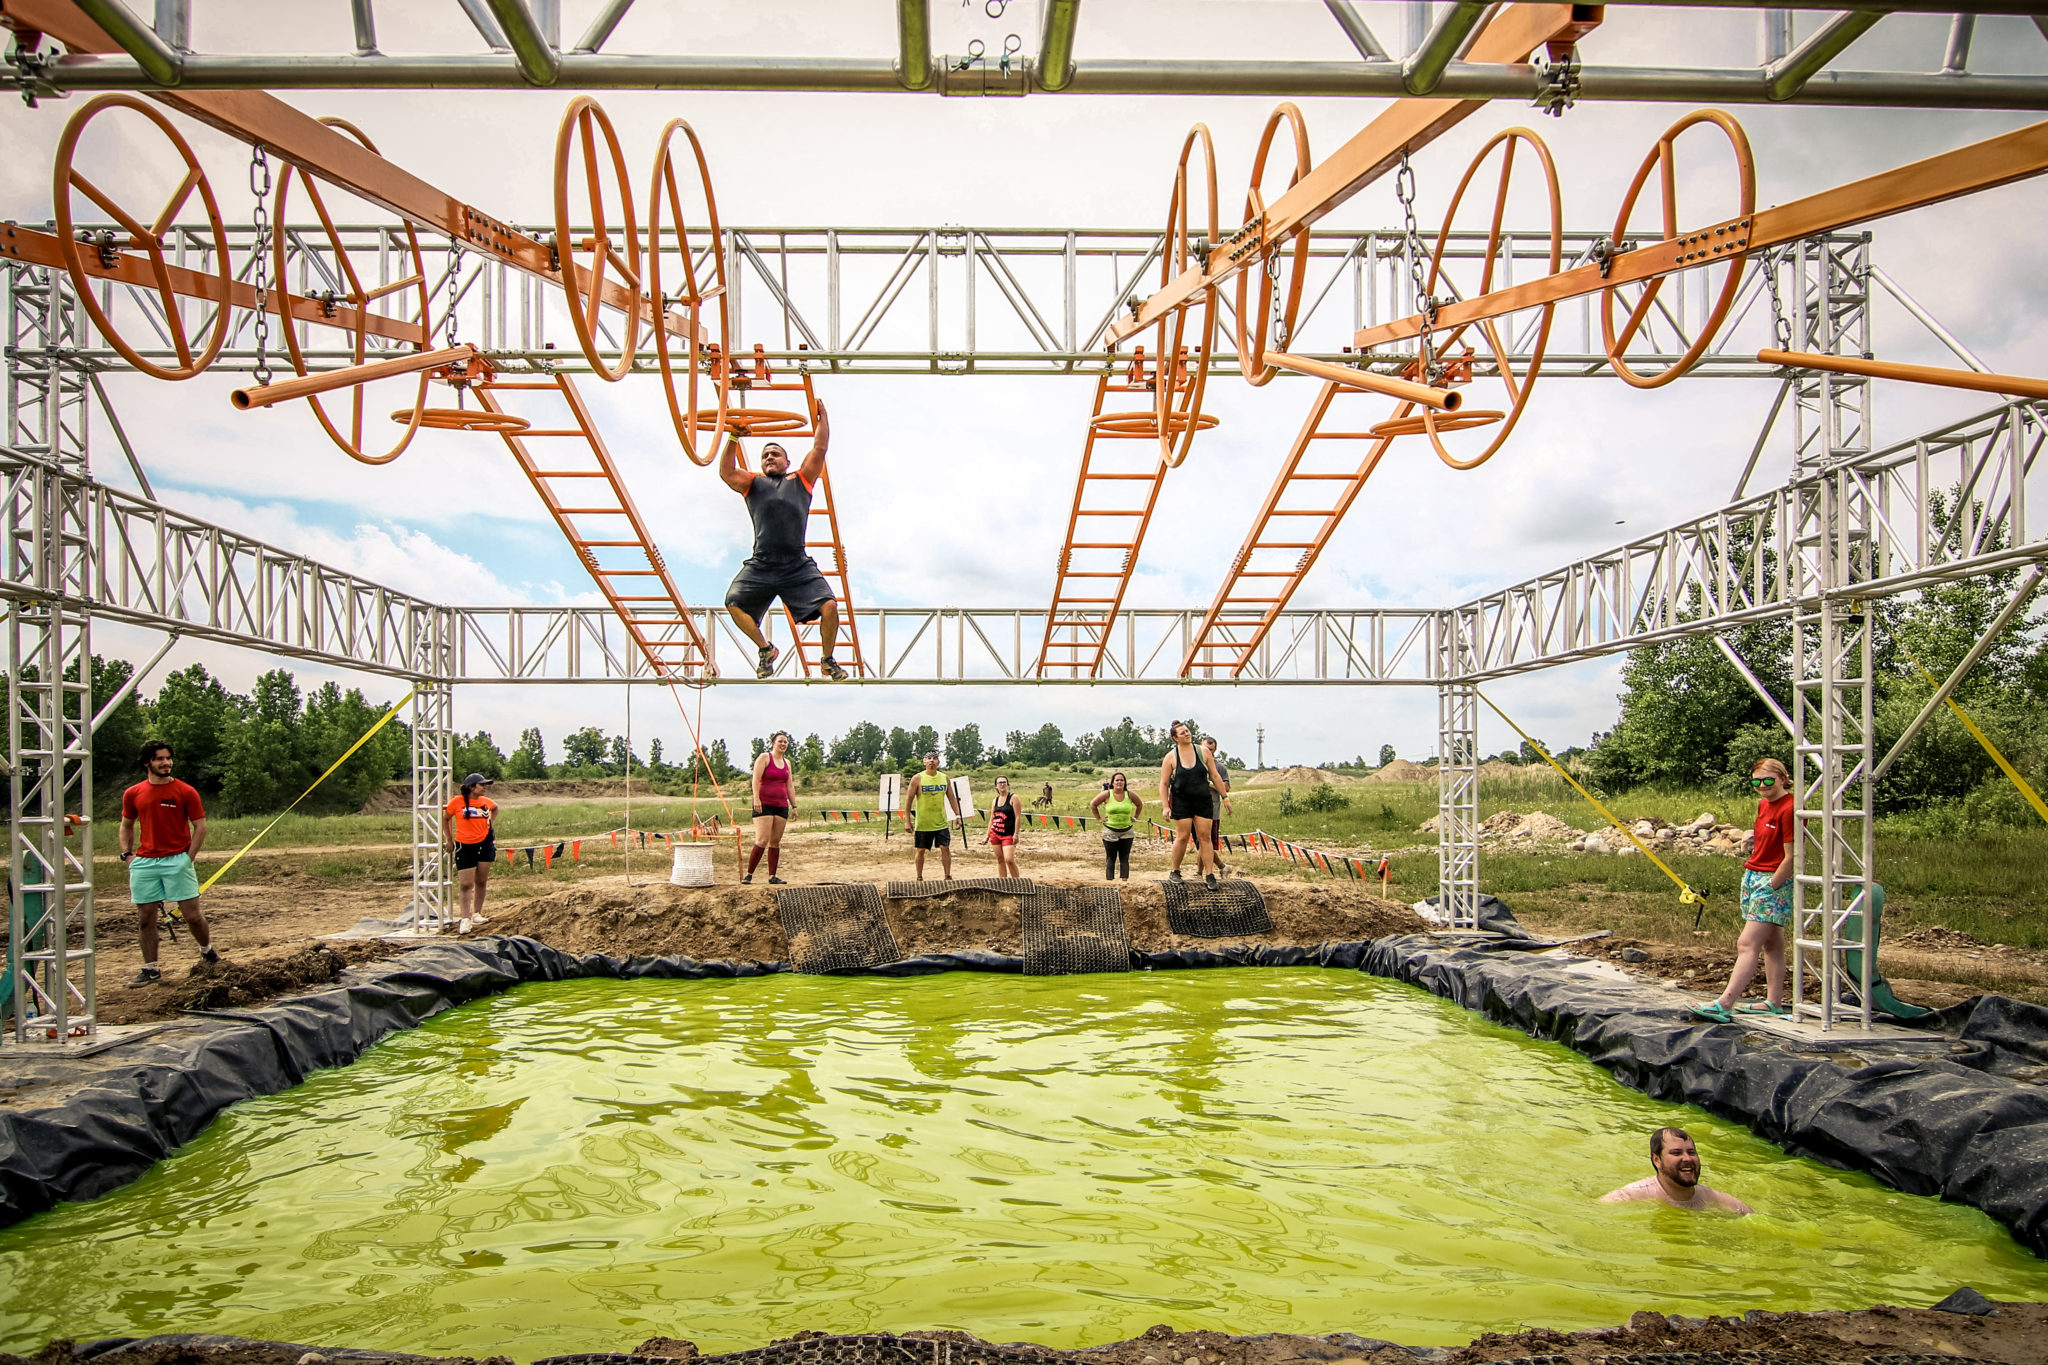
[{"x1": 130, "y1": 853, "x2": 199, "y2": 904}]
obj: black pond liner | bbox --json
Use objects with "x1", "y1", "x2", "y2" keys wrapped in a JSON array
[{"x1": 4, "y1": 931, "x2": 2048, "y2": 1266}]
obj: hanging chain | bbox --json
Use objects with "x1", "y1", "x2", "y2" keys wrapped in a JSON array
[
  {"x1": 1396, "y1": 153, "x2": 1441, "y2": 384},
  {"x1": 445, "y1": 240, "x2": 465, "y2": 348},
  {"x1": 248, "y1": 145, "x2": 273, "y2": 386},
  {"x1": 1266, "y1": 246, "x2": 1288, "y2": 351},
  {"x1": 1762, "y1": 246, "x2": 1793, "y2": 352}
]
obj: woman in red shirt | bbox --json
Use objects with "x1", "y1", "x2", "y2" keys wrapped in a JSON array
[{"x1": 1695, "y1": 757, "x2": 1795, "y2": 1023}]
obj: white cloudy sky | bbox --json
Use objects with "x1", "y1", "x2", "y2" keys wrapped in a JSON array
[{"x1": 5, "y1": 3, "x2": 2047, "y2": 769}]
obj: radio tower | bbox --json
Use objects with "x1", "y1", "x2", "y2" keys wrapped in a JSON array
[{"x1": 1256, "y1": 725, "x2": 1265, "y2": 769}]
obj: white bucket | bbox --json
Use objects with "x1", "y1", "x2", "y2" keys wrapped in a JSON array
[{"x1": 670, "y1": 843, "x2": 716, "y2": 887}]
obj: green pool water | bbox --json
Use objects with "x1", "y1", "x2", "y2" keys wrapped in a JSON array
[{"x1": 4, "y1": 971, "x2": 2046, "y2": 1357}]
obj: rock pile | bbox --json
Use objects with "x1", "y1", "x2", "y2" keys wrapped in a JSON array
[
  {"x1": 1412, "y1": 809, "x2": 1753, "y2": 857},
  {"x1": 1572, "y1": 811, "x2": 1749, "y2": 857}
]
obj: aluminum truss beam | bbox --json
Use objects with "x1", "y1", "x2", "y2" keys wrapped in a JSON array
[{"x1": 18, "y1": 222, "x2": 1853, "y2": 380}]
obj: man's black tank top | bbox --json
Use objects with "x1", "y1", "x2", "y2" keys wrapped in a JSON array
[{"x1": 745, "y1": 473, "x2": 813, "y2": 566}]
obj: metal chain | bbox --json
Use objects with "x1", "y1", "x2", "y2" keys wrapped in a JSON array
[
  {"x1": 1266, "y1": 246, "x2": 1288, "y2": 351},
  {"x1": 1762, "y1": 246, "x2": 1793, "y2": 352},
  {"x1": 1396, "y1": 153, "x2": 1441, "y2": 383},
  {"x1": 248, "y1": 145, "x2": 273, "y2": 386},
  {"x1": 445, "y1": 241, "x2": 465, "y2": 348}
]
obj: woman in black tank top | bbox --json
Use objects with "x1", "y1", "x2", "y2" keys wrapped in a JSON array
[
  {"x1": 1158, "y1": 720, "x2": 1226, "y2": 887},
  {"x1": 982, "y1": 776, "x2": 1021, "y2": 879}
]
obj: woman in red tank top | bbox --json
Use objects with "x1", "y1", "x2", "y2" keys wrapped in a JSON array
[
  {"x1": 746, "y1": 731, "x2": 795, "y2": 884},
  {"x1": 1695, "y1": 757, "x2": 1796, "y2": 1023}
]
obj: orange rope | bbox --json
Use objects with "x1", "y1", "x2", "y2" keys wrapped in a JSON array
[{"x1": 665, "y1": 677, "x2": 738, "y2": 828}]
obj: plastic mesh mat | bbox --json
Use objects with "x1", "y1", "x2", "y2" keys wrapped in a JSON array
[
  {"x1": 774, "y1": 885, "x2": 903, "y2": 974},
  {"x1": 1021, "y1": 886, "x2": 1131, "y2": 976},
  {"x1": 884, "y1": 878, "x2": 1036, "y2": 899},
  {"x1": 576, "y1": 1336, "x2": 1064, "y2": 1365},
  {"x1": 1161, "y1": 877, "x2": 1273, "y2": 938}
]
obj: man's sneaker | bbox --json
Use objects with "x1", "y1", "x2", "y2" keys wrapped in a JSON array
[
  {"x1": 127, "y1": 965, "x2": 162, "y2": 988},
  {"x1": 820, "y1": 656, "x2": 848, "y2": 681},
  {"x1": 1168, "y1": 869, "x2": 1183, "y2": 881},
  {"x1": 740, "y1": 873, "x2": 754, "y2": 885},
  {"x1": 768, "y1": 876, "x2": 786, "y2": 885},
  {"x1": 755, "y1": 644, "x2": 779, "y2": 679},
  {"x1": 200, "y1": 947, "x2": 221, "y2": 965},
  {"x1": 1205, "y1": 872, "x2": 1219, "y2": 889}
]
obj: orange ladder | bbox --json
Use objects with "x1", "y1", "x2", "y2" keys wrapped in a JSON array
[
  {"x1": 1179, "y1": 381, "x2": 1402, "y2": 678},
  {"x1": 475, "y1": 371, "x2": 715, "y2": 680},
  {"x1": 725, "y1": 348, "x2": 867, "y2": 678},
  {"x1": 1036, "y1": 351, "x2": 1182, "y2": 678}
]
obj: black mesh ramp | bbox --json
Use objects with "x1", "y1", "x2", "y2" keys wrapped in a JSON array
[
  {"x1": 774, "y1": 885, "x2": 902, "y2": 974},
  {"x1": 884, "y1": 877, "x2": 1035, "y2": 899},
  {"x1": 1162, "y1": 877, "x2": 1273, "y2": 938},
  {"x1": 1022, "y1": 886, "x2": 1131, "y2": 976},
  {"x1": 676, "y1": 1334, "x2": 1063, "y2": 1365}
]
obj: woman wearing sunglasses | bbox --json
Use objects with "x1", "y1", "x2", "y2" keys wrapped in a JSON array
[{"x1": 1695, "y1": 758, "x2": 1796, "y2": 1023}]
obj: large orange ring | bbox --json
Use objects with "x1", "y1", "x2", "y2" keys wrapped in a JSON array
[
  {"x1": 648, "y1": 118, "x2": 731, "y2": 465},
  {"x1": 1154, "y1": 123, "x2": 1220, "y2": 469},
  {"x1": 1090, "y1": 410, "x2": 1222, "y2": 437},
  {"x1": 553, "y1": 96, "x2": 643, "y2": 383},
  {"x1": 1369, "y1": 409, "x2": 1506, "y2": 440},
  {"x1": 53, "y1": 95, "x2": 231, "y2": 381},
  {"x1": 1233, "y1": 103, "x2": 1312, "y2": 387},
  {"x1": 1600, "y1": 109, "x2": 1755, "y2": 390},
  {"x1": 689, "y1": 407, "x2": 809, "y2": 437},
  {"x1": 274, "y1": 118, "x2": 435, "y2": 466},
  {"x1": 1416, "y1": 127, "x2": 1563, "y2": 471}
]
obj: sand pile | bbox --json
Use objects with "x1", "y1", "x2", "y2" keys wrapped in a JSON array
[
  {"x1": 1364, "y1": 759, "x2": 1432, "y2": 782},
  {"x1": 1242, "y1": 765, "x2": 1339, "y2": 786}
]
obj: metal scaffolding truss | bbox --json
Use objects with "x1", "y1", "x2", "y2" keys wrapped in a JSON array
[
  {"x1": 8, "y1": 220, "x2": 1864, "y2": 379},
  {"x1": 5, "y1": 0, "x2": 2048, "y2": 109}
]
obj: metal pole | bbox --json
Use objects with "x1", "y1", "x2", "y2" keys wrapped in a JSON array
[
  {"x1": 89, "y1": 630, "x2": 180, "y2": 734},
  {"x1": 1037, "y1": 0, "x2": 1082, "y2": 91},
  {"x1": 483, "y1": 0, "x2": 561, "y2": 84},
  {"x1": 1872, "y1": 568, "x2": 2044, "y2": 781},
  {"x1": 896, "y1": 0, "x2": 934, "y2": 91},
  {"x1": 1321, "y1": 0, "x2": 1392, "y2": 61},
  {"x1": 1765, "y1": 11, "x2": 1886, "y2": 101},
  {"x1": 71, "y1": 0, "x2": 183, "y2": 85},
  {"x1": 1712, "y1": 635, "x2": 1794, "y2": 736}
]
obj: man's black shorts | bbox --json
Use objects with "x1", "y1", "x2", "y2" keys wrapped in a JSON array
[
  {"x1": 914, "y1": 827, "x2": 951, "y2": 849},
  {"x1": 454, "y1": 836, "x2": 496, "y2": 870},
  {"x1": 726, "y1": 558, "x2": 835, "y2": 625}
]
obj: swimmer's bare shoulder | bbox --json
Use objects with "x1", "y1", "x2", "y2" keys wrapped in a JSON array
[{"x1": 1599, "y1": 1177, "x2": 1754, "y2": 1214}]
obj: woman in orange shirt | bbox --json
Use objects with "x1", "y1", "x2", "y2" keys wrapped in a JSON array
[{"x1": 441, "y1": 772, "x2": 499, "y2": 933}]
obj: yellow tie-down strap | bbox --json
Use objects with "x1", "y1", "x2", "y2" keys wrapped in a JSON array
[
  {"x1": 199, "y1": 686, "x2": 420, "y2": 894},
  {"x1": 1905, "y1": 653, "x2": 2048, "y2": 828},
  {"x1": 1474, "y1": 688, "x2": 1709, "y2": 910}
]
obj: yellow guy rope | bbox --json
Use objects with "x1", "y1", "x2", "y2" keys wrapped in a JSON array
[
  {"x1": 199, "y1": 685, "x2": 420, "y2": 893},
  {"x1": 1903, "y1": 652, "x2": 2048, "y2": 827},
  {"x1": 1473, "y1": 687, "x2": 1710, "y2": 913}
]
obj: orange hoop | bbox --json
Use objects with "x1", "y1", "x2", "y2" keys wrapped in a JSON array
[
  {"x1": 1155, "y1": 124, "x2": 1220, "y2": 468},
  {"x1": 273, "y1": 118, "x2": 435, "y2": 466},
  {"x1": 1233, "y1": 103, "x2": 1312, "y2": 387},
  {"x1": 53, "y1": 95, "x2": 231, "y2": 381},
  {"x1": 1601, "y1": 109, "x2": 1755, "y2": 390},
  {"x1": 648, "y1": 118, "x2": 732, "y2": 465},
  {"x1": 403, "y1": 407, "x2": 532, "y2": 434},
  {"x1": 1090, "y1": 410, "x2": 1222, "y2": 437},
  {"x1": 553, "y1": 96, "x2": 643, "y2": 383},
  {"x1": 691, "y1": 407, "x2": 809, "y2": 438},
  {"x1": 1415, "y1": 126, "x2": 1563, "y2": 470},
  {"x1": 1369, "y1": 409, "x2": 1506, "y2": 439}
]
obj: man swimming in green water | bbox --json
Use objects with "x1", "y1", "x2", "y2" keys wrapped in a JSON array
[{"x1": 1600, "y1": 1127, "x2": 1753, "y2": 1214}]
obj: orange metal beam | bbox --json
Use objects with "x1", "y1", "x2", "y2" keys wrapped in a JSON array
[
  {"x1": 1760, "y1": 349, "x2": 2048, "y2": 401},
  {"x1": 1, "y1": 0, "x2": 693, "y2": 343},
  {"x1": 1106, "y1": 3, "x2": 1600, "y2": 345},
  {"x1": 1179, "y1": 383, "x2": 1400, "y2": 678},
  {"x1": 1353, "y1": 118, "x2": 2048, "y2": 350},
  {"x1": 475, "y1": 371, "x2": 715, "y2": 682},
  {"x1": 1036, "y1": 359, "x2": 1183, "y2": 679},
  {"x1": 0, "y1": 220, "x2": 425, "y2": 345}
]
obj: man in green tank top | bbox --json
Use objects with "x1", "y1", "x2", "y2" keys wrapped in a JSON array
[{"x1": 902, "y1": 751, "x2": 954, "y2": 881}]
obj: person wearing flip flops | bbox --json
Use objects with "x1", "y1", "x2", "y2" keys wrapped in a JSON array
[
  {"x1": 719, "y1": 403, "x2": 848, "y2": 681},
  {"x1": 1694, "y1": 758, "x2": 1796, "y2": 1024}
]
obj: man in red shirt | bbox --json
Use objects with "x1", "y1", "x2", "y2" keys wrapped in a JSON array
[
  {"x1": 119, "y1": 739, "x2": 219, "y2": 986},
  {"x1": 1695, "y1": 757, "x2": 1795, "y2": 1023}
]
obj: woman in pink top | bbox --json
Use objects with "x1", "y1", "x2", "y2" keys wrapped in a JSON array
[{"x1": 746, "y1": 731, "x2": 795, "y2": 884}]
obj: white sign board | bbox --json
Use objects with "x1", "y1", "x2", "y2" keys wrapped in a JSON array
[
  {"x1": 949, "y1": 775, "x2": 975, "y2": 823},
  {"x1": 878, "y1": 772, "x2": 901, "y2": 814}
]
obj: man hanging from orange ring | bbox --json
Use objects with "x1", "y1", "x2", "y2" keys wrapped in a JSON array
[{"x1": 718, "y1": 402, "x2": 846, "y2": 680}]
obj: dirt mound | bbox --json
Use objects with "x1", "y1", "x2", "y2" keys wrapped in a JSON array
[
  {"x1": 1242, "y1": 765, "x2": 1338, "y2": 786},
  {"x1": 1446, "y1": 1299, "x2": 2048, "y2": 1363},
  {"x1": 97, "y1": 940, "x2": 399, "y2": 1025},
  {"x1": 1893, "y1": 923, "x2": 1992, "y2": 952},
  {"x1": 1363, "y1": 759, "x2": 1432, "y2": 782},
  {"x1": 489, "y1": 877, "x2": 1425, "y2": 962}
]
